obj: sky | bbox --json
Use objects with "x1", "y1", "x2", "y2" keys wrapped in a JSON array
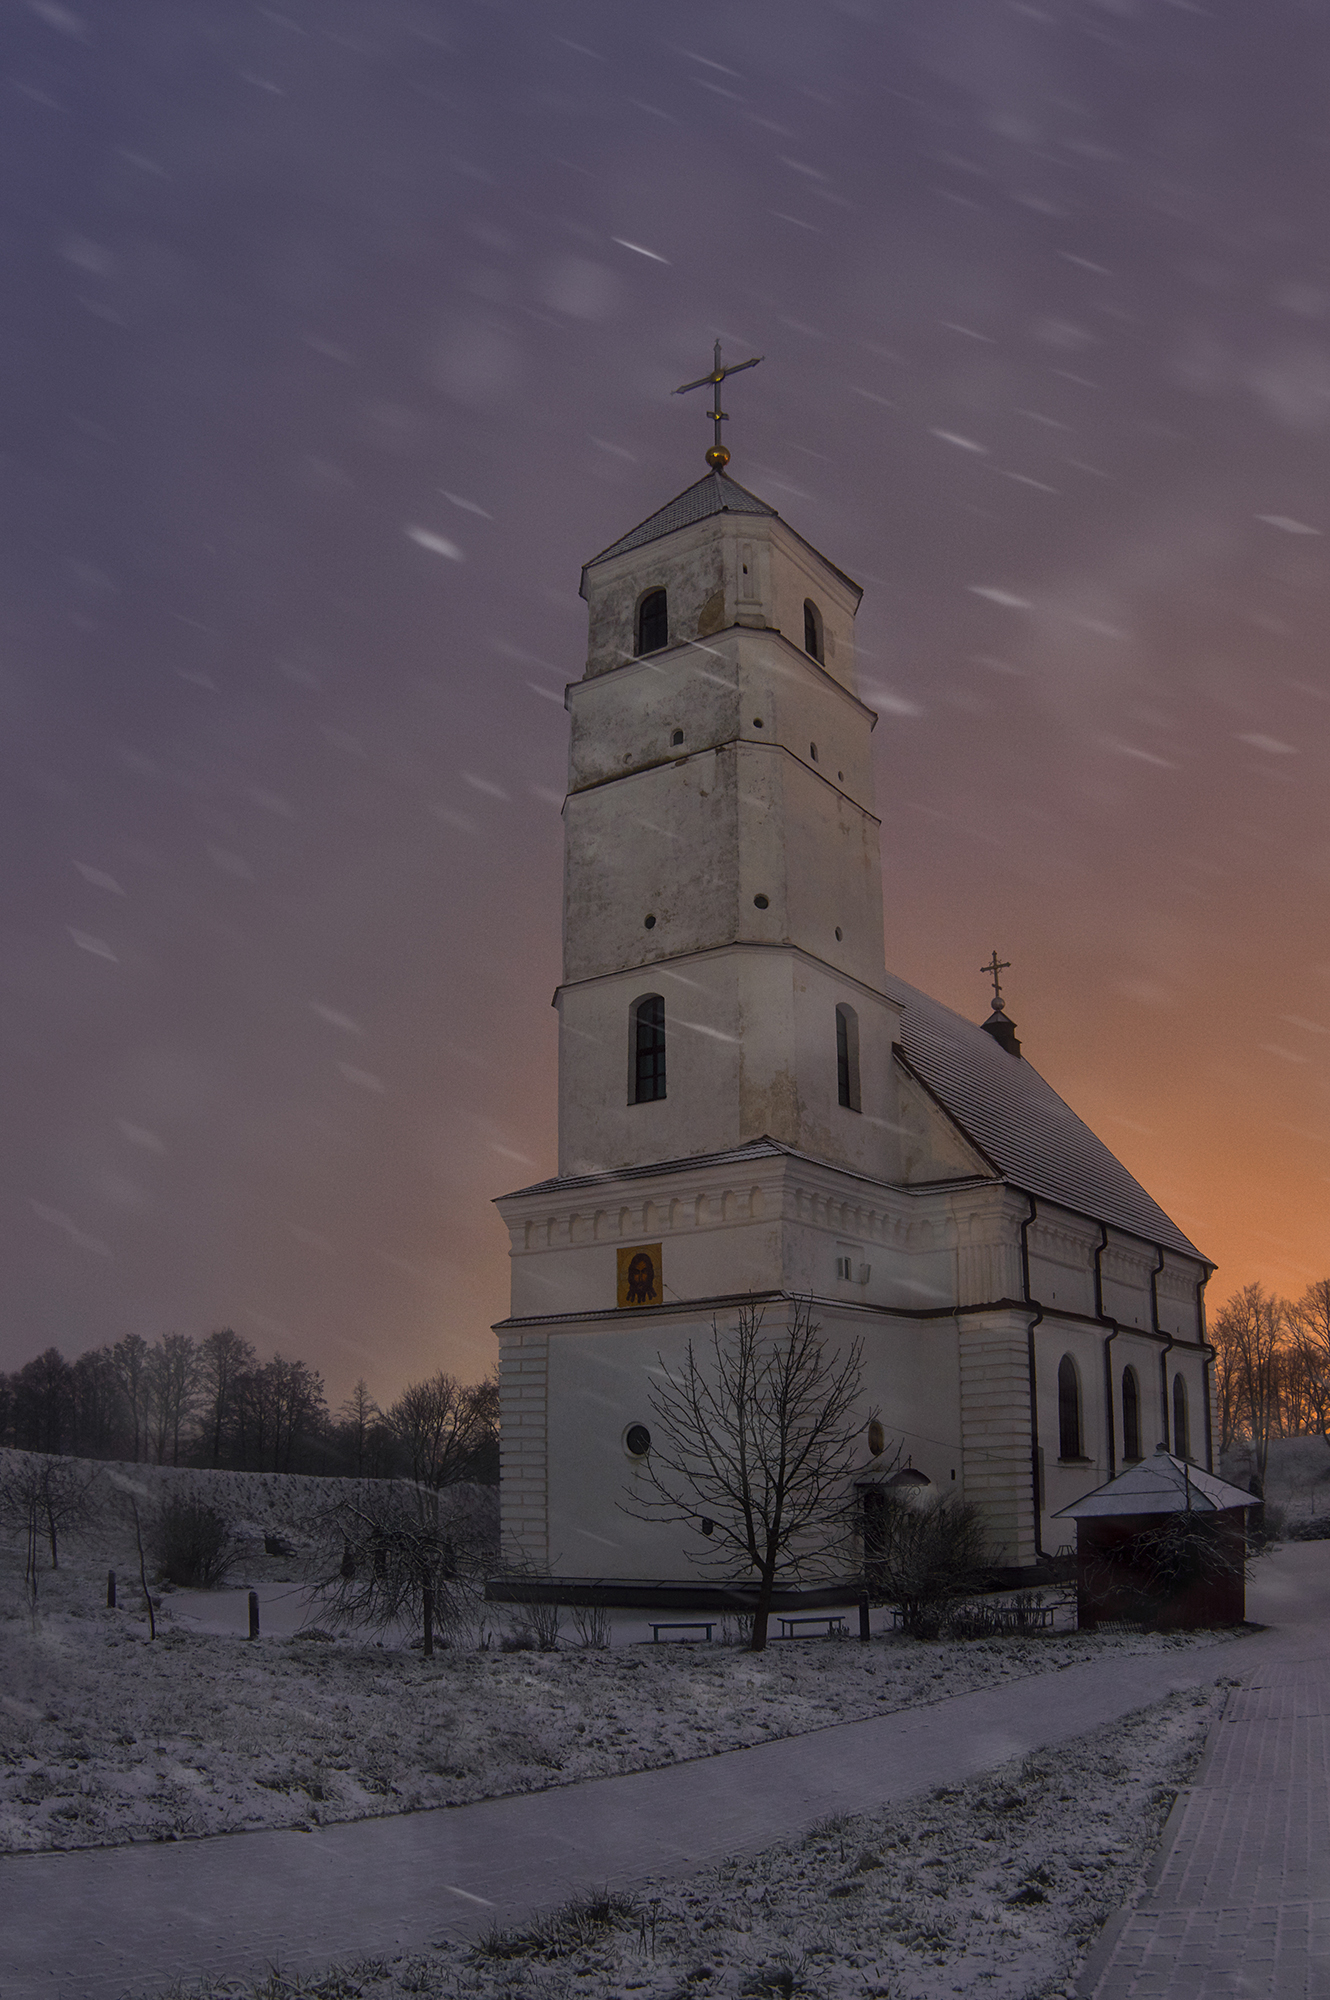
[{"x1": 3, "y1": 0, "x2": 1328, "y2": 1404}]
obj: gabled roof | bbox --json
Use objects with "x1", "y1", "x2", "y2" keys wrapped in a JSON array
[
  {"x1": 889, "y1": 974, "x2": 1207, "y2": 1262},
  {"x1": 1053, "y1": 1449, "x2": 1255, "y2": 1518},
  {"x1": 582, "y1": 471, "x2": 777, "y2": 573}
]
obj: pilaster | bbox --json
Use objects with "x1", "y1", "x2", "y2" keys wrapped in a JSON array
[{"x1": 958, "y1": 1310, "x2": 1036, "y2": 1567}]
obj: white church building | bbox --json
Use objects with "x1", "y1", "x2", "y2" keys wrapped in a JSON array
[{"x1": 494, "y1": 451, "x2": 1215, "y2": 1599}]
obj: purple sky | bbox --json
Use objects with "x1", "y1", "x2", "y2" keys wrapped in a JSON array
[{"x1": 3, "y1": 0, "x2": 1329, "y2": 1404}]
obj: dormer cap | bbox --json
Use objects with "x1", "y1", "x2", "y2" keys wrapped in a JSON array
[{"x1": 579, "y1": 469, "x2": 863, "y2": 602}]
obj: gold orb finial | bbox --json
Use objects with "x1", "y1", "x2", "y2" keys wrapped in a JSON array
[{"x1": 675, "y1": 340, "x2": 763, "y2": 472}]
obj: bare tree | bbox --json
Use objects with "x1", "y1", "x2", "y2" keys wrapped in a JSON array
[
  {"x1": 1210, "y1": 1284, "x2": 1285, "y2": 1483},
  {"x1": 0, "y1": 1453, "x2": 100, "y2": 1604},
  {"x1": 198, "y1": 1328, "x2": 258, "y2": 1467},
  {"x1": 110, "y1": 1335, "x2": 151, "y2": 1463},
  {"x1": 625, "y1": 1299, "x2": 865, "y2": 1652},
  {"x1": 308, "y1": 1482, "x2": 494, "y2": 1656},
  {"x1": 387, "y1": 1372, "x2": 494, "y2": 1488},
  {"x1": 1288, "y1": 1279, "x2": 1330, "y2": 1446},
  {"x1": 145, "y1": 1333, "x2": 202, "y2": 1465}
]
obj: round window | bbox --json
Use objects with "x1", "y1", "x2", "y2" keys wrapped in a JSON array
[{"x1": 625, "y1": 1423, "x2": 651, "y2": 1458}]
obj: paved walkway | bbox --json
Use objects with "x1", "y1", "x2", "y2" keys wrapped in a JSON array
[
  {"x1": 3, "y1": 1547, "x2": 1324, "y2": 2000},
  {"x1": 1077, "y1": 1545, "x2": 1330, "y2": 1999}
]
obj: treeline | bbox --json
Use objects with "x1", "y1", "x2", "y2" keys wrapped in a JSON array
[
  {"x1": 0, "y1": 1329, "x2": 498, "y2": 1484},
  {"x1": 1211, "y1": 1278, "x2": 1330, "y2": 1482}
]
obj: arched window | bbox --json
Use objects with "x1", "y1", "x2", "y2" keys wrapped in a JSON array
[
  {"x1": 835, "y1": 1003, "x2": 861, "y2": 1112},
  {"x1": 1057, "y1": 1354, "x2": 1083, "y2": 1460},
  {"x1": 1121, "y1": 1365, "x2": 1141, "y2": 1462},
  {"x1": 803, "y1": 599, "x2": 823, "y2": 662},
  {"x1": 632, "y1": 994, "x2": 666, "y2": 1103},
  {"x1": 1172, "y1": 1373, "x2": 1190, "y2": 1461},
  {"x1": 636, "y1": 589, "x2": 668, "y2": 657}
]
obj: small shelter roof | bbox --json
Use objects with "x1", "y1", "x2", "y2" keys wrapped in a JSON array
[{"x1": 1052, "y1": 1448, "x2": 1257, "y2": 1519}]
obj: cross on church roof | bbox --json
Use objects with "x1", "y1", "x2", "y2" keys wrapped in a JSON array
[
  {"x1": 982, "y1": 950, "x2": 1011, "y2": 1012},
  {"x1": 675, "y1": 339, "x2": 764, "y2": 470}
]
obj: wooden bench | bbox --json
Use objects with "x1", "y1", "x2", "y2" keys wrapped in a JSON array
[
  {"x1": 779, "y1": 1614, "x2": 846, "y2": 1639},
  {"x1": 649, "y1": 1620, "x2": 714, "y2": 1642}
]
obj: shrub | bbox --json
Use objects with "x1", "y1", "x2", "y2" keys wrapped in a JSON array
[
  {"x1": 149, "y1": 1496, "x2": 238, "y2": 1587},
  {"x1": 866, "y1": 1494, "x2": 989, "y2": 1638}
]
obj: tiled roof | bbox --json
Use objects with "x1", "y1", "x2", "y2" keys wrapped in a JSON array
[
  {"x1": 582, "y1": 471, "x2": 777, "y2": 572},
  {"x1": 1053, "y1": 1450, "x2": 1255, "y2": 1517},
  {"x1": 889, "y1": 973, "x2": 1207, "y2": 1262},
  {"x1": 501, "y1": 1139, "x2": 789, "y2": 1202}
]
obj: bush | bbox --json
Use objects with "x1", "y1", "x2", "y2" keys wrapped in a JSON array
[
  {"x1": 866, "y1": 1494, "x2": 989, "y2": 1638},
  {"x1": 149, "y1": 1496, "x2": 238, "y2": 1587}
]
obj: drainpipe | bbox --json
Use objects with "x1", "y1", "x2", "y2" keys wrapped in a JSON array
[
  {"x1": 1020, "y1": 1196, "x2": 1047, "y2": 1562},
  {"x1": 1096, "y1": 1224, "x2": 1120, "y2": 1479},
  {"x1": 1197, "y1": 1269, "x2": 1215, "y2": 1472},
  {"x1": 1152, "y1": 1247, "x2": 1173, "y2": 1452}
]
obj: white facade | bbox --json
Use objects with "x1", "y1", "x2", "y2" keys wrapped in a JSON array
[{"x1": 495, "y1": 470, "x2": 1216, "y2": 1587}]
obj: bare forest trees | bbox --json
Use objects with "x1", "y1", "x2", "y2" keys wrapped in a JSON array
[
  {"x1": 0, "y1": 1331, "x2": 499, "y2": 1487},
  {"x1": 1208, "y1": 1275, "x2": 1330, "y2": 1475},
  {"x1": 625, "y1": 1300, "x2": 866, "y2": 1652},
  {"x1": 386, "y1": 1371, "x2": 499, "y2": 1488}
]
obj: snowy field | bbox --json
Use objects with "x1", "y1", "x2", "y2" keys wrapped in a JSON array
[
  {"x1": 1223, "y1": 1432, "x2": 1330, "y2": 1530},
  {"x1": 4, "y1": 1541, "x2": 1231, "y2": 1855},
  {"x1": 151, "y1": 1685, "x2": 1224, "y2": 2000}
]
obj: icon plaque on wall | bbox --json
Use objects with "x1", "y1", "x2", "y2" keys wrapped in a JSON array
[{"x1": 617, "y1": 1243, "x2": 663, "y2": 1309}]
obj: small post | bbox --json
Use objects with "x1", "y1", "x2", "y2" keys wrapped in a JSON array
[
  {"x1": 858, "y1": 1593, "x2": 871, "y2": 1643},
  {"x1": 248, "y1": 1590, "x2": 260, "y2": 1641},
  {"x1": 107, "y1": 1568, "x2": 116, "y2": 1609},
  {"x1": 422, "y1": 1575, "x2": 434, "y2": 1659}
]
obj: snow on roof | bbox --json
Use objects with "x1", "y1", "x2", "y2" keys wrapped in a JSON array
[
  {"x1": 582, "y1": 470, "x2": 776, "y2": 572},
  {"x1": 889, "y1": 973, "x2": 1207, "y2": 1262},
  {"x1": 579, "y1": 469, "x2": 863, "y2": 600},
  {"x1": 1053, "y1": 1449, "x2": 1257, "y2": 1518}
]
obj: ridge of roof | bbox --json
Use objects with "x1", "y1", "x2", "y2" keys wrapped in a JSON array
[
  {"x1": 886, "y1": 972, "x2": 1208, "y2": 1264},
  {"x1": 582, "y1": 471, "x2": 777, "y2": 574}
]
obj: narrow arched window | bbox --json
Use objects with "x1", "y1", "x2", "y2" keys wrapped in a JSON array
[
  {"x1": 835, "y1": 1004, "x2": 861, "y2": 1112},
  {"x1": 636, "y1": 589, "x2": 668, "y2": 657},
  {"x1": 1172, "y1": 1373, "x2": 1190, "y2": 1461},
  {"x1": 1057, "y1": 1354, "x2": 1082, "y2": 1461},
  {"x1": 632, "y1": 994, "x2": 666, "y2": 1103},
  {"x1": 1121, "y1": 1365, "x2": 1141, "y2": 1462},
  {"x1": 803, "y1": 599, "x2": 823, "y2": 663}
]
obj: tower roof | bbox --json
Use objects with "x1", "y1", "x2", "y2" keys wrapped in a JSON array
[
  {"x1": 580, "y1": 469, "x2": 862, "y2": 601},
  {"x1": 583, "y1": 470, "x2": 776, "y2": 573}
]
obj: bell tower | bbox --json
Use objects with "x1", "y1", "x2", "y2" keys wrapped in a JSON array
[{"x1": 557, "y1": 465, "x2": 904, "y2": 1184}]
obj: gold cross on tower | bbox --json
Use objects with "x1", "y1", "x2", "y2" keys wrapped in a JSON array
[
  {"x1": 982, "y1": 950, "x2": 1011, "y2": 1011},
  {"x1": 675, "y1": 339, "x2": 764, "y2": 470}
]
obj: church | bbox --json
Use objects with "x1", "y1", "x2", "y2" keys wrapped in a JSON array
[{"x1": 494, "y1": 374, "x2": 1215, "y2": 1599}]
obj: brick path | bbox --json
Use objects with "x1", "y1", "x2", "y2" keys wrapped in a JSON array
[{"x1": 1077, "y1": 1556, "x2": 1330, "y2": 1999}]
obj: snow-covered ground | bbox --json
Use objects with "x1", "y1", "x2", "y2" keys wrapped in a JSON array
[
  {"x1": 1223, "y1": 1432, "x2": 1330, "y2": 1529},
  {"x1": 156, "y1": 1685, "x2": 1224, "y2": 2000},
  {"x1": 3, "y1": 1539, "x2": 1232, "y2": 1855}
]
